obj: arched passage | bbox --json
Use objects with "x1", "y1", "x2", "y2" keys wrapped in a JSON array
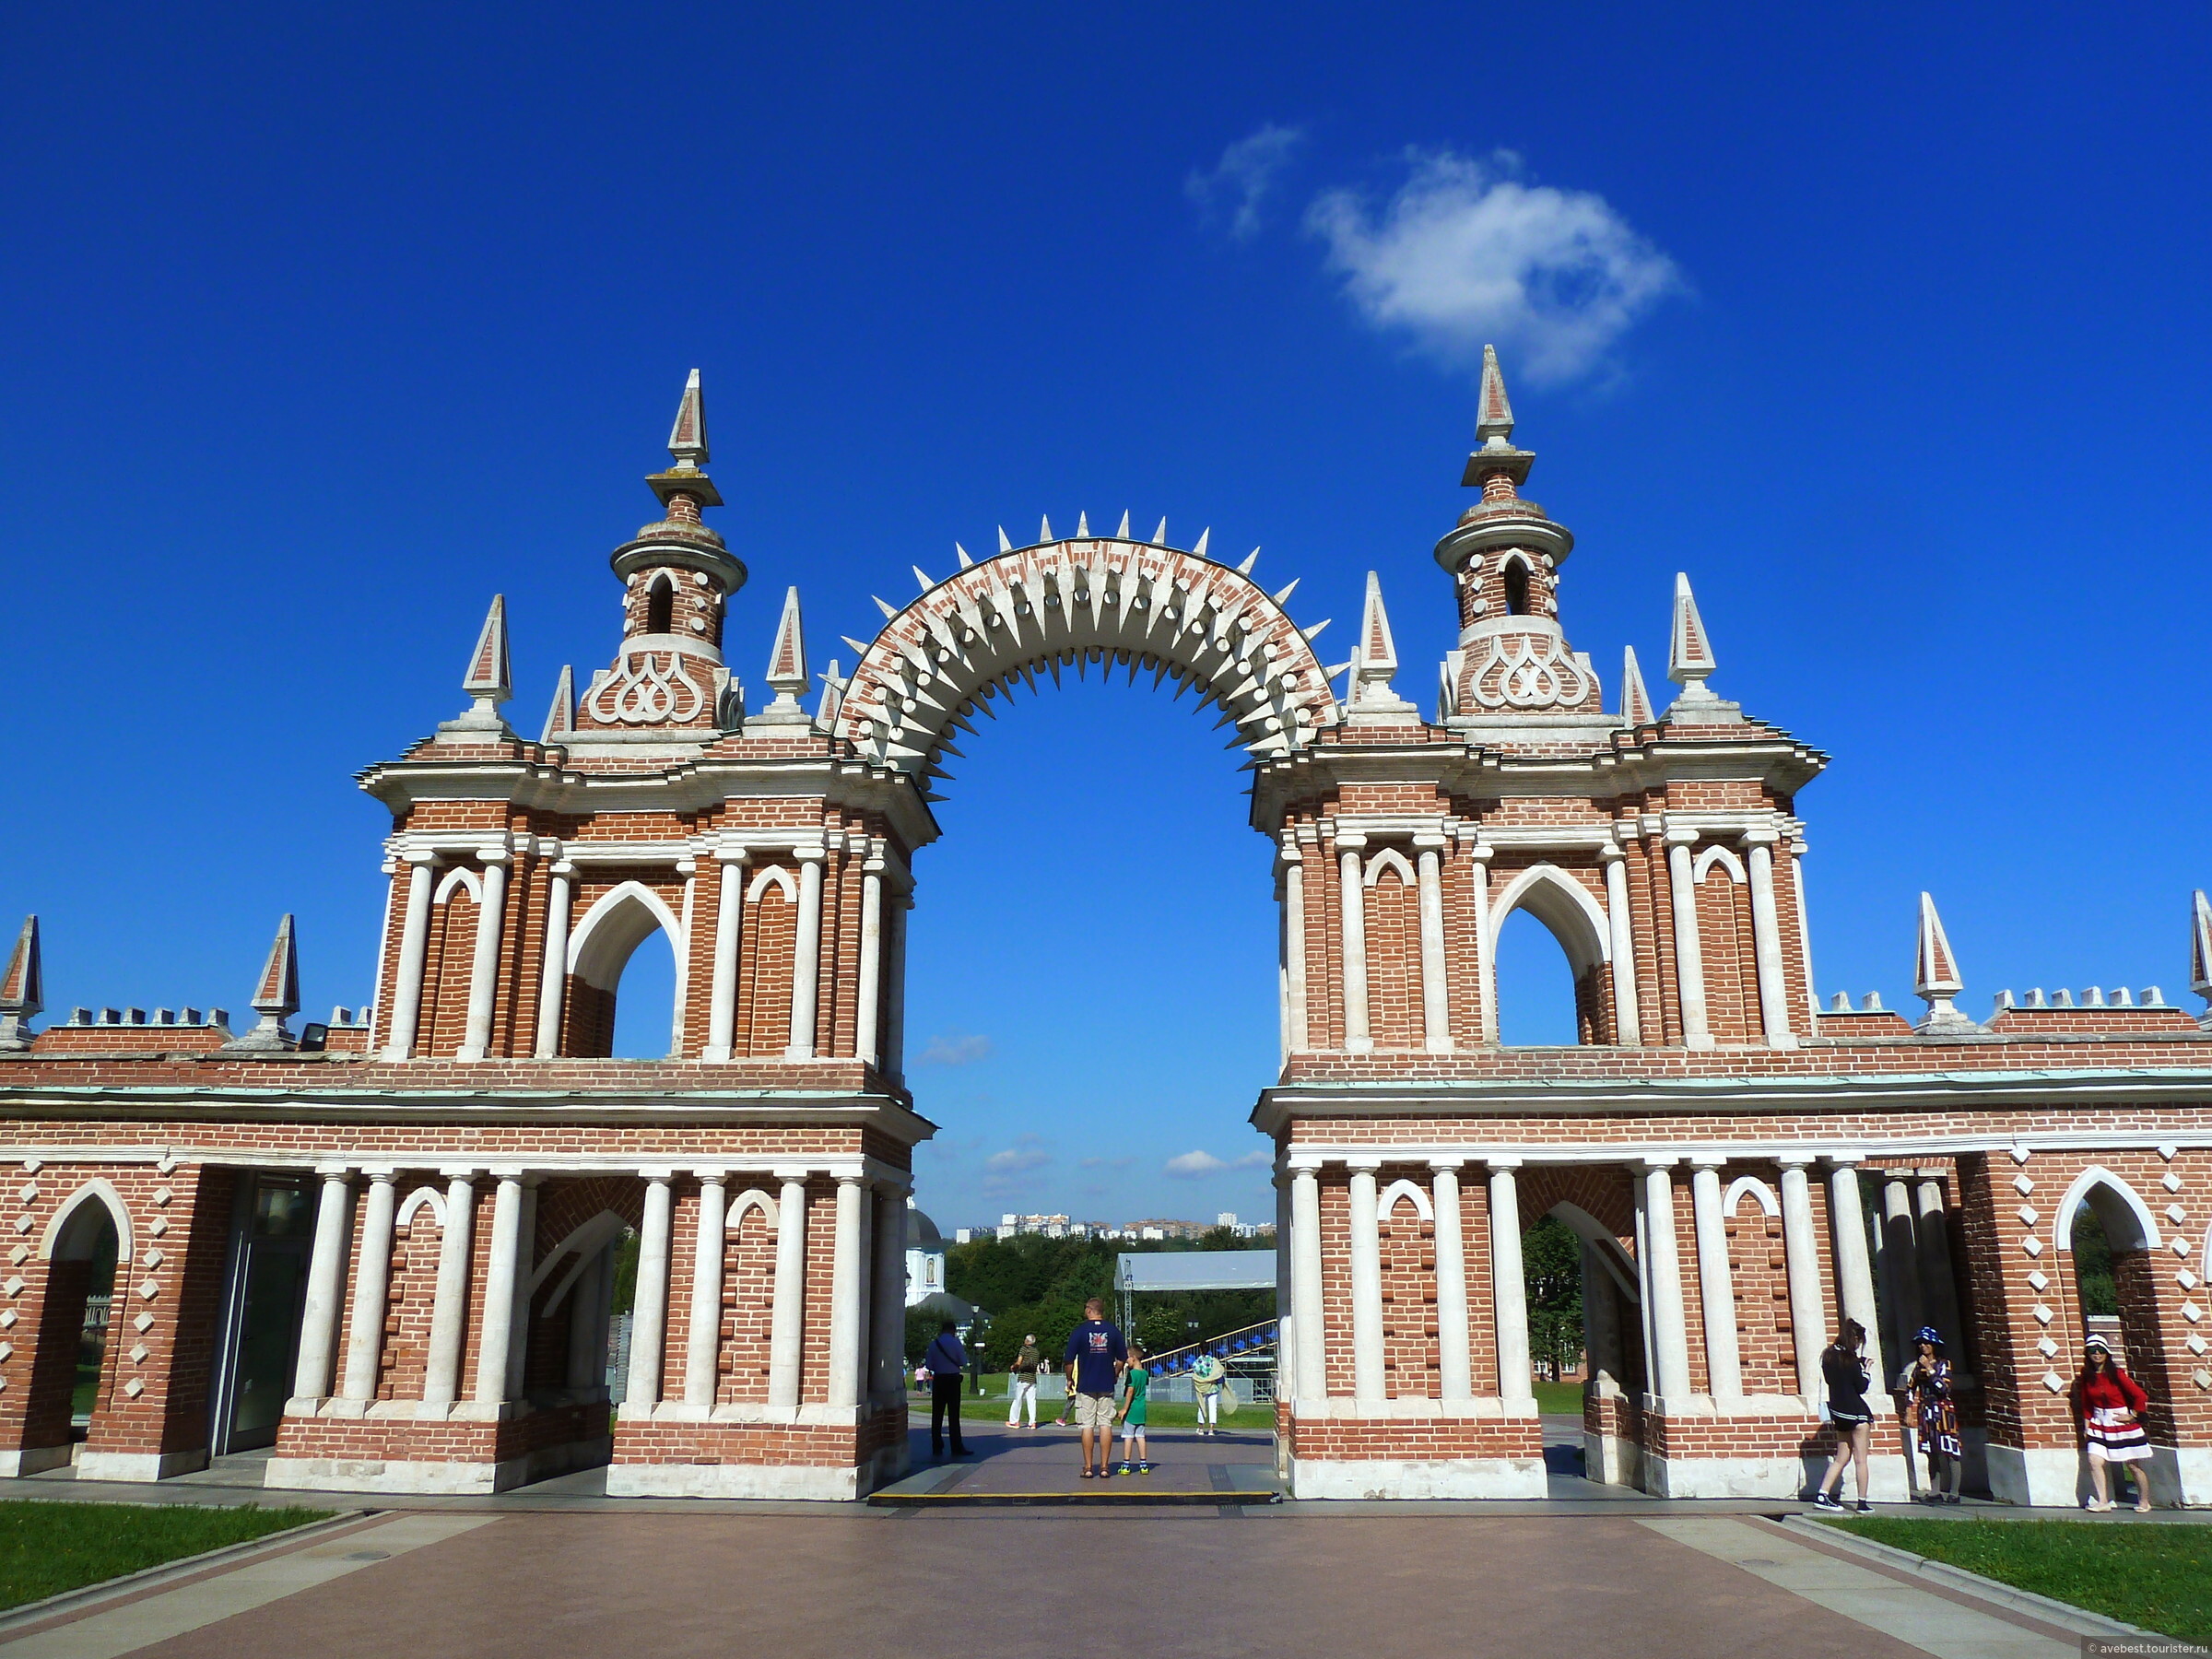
[
  {"x1": 564, "y1": 880, "x2": 685, "y2": 1058},
  {"x1": 1489, "y1": 864, "x2": 1611, "y2": 1044},
  {"x1": 2058, "y1": 1169, "x2": 2171, "y2": 1412},
  {"x1": 835, "y1": 529, "x2": 1338, "y2": 779},
  {"x1": 32, "y1": 1183, "x2": 126, "y2": 1455}
]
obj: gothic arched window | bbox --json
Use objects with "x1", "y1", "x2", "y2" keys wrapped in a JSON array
[
  {"x1": 646, "y1": 575, "x2": 674, "y2": 637},
  {"x1": 1504, "y1": 559, "x2": 1531, "y2": 617}
]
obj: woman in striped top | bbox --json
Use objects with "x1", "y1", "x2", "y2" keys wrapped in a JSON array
[{"x1": 2077, "y1": 1334, "x2": 2154, "y2": 1512}]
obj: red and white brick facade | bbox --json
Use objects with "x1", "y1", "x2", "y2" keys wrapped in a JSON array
[{"x1": 1, "y1": 359, "x2": 2207, "y2": 1504}]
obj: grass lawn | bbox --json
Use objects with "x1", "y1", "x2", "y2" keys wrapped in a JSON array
[
  {"x1": 1533, "y1": 1381, "x2": 1583, "y2": 1416},
  {"x1": 0, "y1": 1502, "x2": 331, "y2": 1612},
  {"x1": 1820, "y1": 1517, "x2": 2212, "y2": 1646}
]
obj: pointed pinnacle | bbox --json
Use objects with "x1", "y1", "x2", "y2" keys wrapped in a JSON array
[
  {"x1": 1619, "y1": 645, "x2": 1654, "y2": 725},
  {"x1": 1237, "y1": 547, "x2": 1260, "y2": 576},
  {"x1": 841, "y1": 635, "x2": 872, "y2": 657},
  {"x1": 667, "y1": 368, "x2": 709, "y2": 466},
  {"x1": 1151, "y1": 517, "x2": 1168, "y2": 546},
  {"x1": 956, "y1": 543, "x2": 974, "y2": 569},
  {"x1": 913, "y1": 565, "x2": 936, "y2": 593},
  {"x1": 1668, "y1": 572, "x2": 1718, "y2": 688},
  {"x1": 998, "y1": 525, "x2": 1014, "y2": 553},
  {"x1": 0, "y1": 915, "x2": 42, "y2": 1019},
  {"x1": 1116, "y1": 511, "x2": 1131, "y2": 539},
  {"x1": 1040, "y1": 513, "x2": 1054, "y2": 543},
  {"x1": 766, "y1": 585, "x2": 807, "y2": 698},
  {"x1": 463, "y1": 594, "x2": 512, "y2": 701},
  {"x1": 1915, "y1": 892, "x2": 1965, "y2": 1004},
  {"x1": 1194, "y1": 528, "x2": 1211, "y2": 559},
  {"x1": 2191, "y1": 890, "x2": 2212, "y2": 997},
  {"x1": 873, "y1": 595, "x2": 900, "y2": 619},
  {"x1": 542, "y1": 665, "x2": 576, "y2": 741},
  {"x1": 1271, "y1": 578, "x2": 1299, "y2": 606},
  {"x1": 1476, "y1": 345, "x2": 1514, "y2": 444},
  {"x1": 1077, "y1": 511, "x2": 1089, "y2": 537},
  {"x1": 1301, "y1": 618, "x2": 1331, "y2": 641}
]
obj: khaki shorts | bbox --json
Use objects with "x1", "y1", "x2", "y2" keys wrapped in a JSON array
[{"x1": 1073, "y1": 1391, "x2": 1118, "y2": 1430}]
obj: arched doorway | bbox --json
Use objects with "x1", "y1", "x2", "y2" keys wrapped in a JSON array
[
  {"x1": 2057, "y1": 1169, "x2": 2173, "y2": 1461},
  {"x1": 564, "y1": 880, "x2": 685, "y2": 1058},
  {"x1": 1488, "y1": 864, "x2": 1613, "y2": 1044},
  {"x1": 32, "y1": 1182, "x2": 127, "y2": 1466}
]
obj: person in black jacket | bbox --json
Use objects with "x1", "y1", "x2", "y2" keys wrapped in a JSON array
[
  {"x1": 1810, "y1": 1317, "x2": 1875, "y2": 1512},
  {"x1": 924, "y1": 1320, "x2": 969, "y2": 1458}
]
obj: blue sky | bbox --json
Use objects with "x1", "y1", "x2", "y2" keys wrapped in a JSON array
[{"x1": 5, "y1": 5, "x2": 2209, "y2": 1231}]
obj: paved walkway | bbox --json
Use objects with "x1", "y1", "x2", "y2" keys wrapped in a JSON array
[{"x1": 0, "y1": 1504, "x2": 2114, "y2": 1658}]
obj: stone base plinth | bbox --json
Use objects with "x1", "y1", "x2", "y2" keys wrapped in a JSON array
[{"x1": 265, "y1": 1397, "x2": 609, "y2": 1495}]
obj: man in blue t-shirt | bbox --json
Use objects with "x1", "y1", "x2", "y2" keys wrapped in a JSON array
[{"x1": 1062, "y1": 1299, "x2": 1128, "y2": 1479}]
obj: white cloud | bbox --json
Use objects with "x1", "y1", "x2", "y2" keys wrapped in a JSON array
[
  {"x1": 985, "y1": 1145, "x2": 1051, "y2": 1174},
  {"x1": 1165, "y1": 1148, "x2": 1270, "y2": 1178},
  {"x1": 1306, "y1": 147, "x2": 1681, "y2": 385},
  {"x1": 1187, "y1": 124, "x2": 1305, "y2": 240},
  {"x1": 916, "y1": 1031, "x2": 993, "y2": 1065}
]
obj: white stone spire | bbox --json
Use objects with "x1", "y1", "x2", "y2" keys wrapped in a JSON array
[
  {"x1": 1663, "y1": 572, "x2": 1740, "y2": 722},
  {"x1": 439, "y1": 594, "x2": 515, "y2": 737},
  {"x1": 1476, "y1": 344, "x2": 1515, "y2": 444},
  {"x1": 1914, "y1": 892, "x2": 1976, "y2": 1031},
  {"x1": 667, "y1": 368, "x2": 709, "y2": 470},
  {"x1": 542, "y1": 665, "x2": 575, "y2": 741},
  {"x1": 757, "y1": 586, "x2": 810, "y2": 724},
  {"x1": 0, "y1": 915, "x2": 41, "y2": 1052},
  {"x1": 1346, "y1": 571, "x2": 1418, "y2": 725},
  {"x1": 814, "y1": 659, "x2": 844, "y2": 733},
  {"x1": 2190, "y1": 889, "x2": 2212, "y2": 1026},
  {"x1": 222, "y1": 914, "x2": 300, "y2": 1052},
  {"x1": 1620, "y1": 645, "x2": 1654, "y2": 725}
]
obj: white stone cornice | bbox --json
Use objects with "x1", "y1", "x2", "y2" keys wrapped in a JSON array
[{"x1": 1465, "y1": 824, "x2": 1618, "y2": 852}]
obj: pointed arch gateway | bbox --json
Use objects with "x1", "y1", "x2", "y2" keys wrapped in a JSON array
[
  {"x1": 833, "y1": 527, "x2": 1340, "y2": 781},
  {"x1": 563, "y1": 879, "x2": 686, "y2": 1057},
  {"x1": 1488, "y1": 863, "x2": 1614, "y2": 1044}
]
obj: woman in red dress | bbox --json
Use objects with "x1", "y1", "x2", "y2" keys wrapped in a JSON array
[{"x1": 2077, "y1": 1334, "x2": 2155, "y2": 1512}]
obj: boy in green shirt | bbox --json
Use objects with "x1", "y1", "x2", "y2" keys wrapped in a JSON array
[{"x1": 1114, "y1": 1344, "x2": 1152, "y2": 1476}]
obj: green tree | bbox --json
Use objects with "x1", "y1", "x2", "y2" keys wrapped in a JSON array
[
  {"x1": 2071, "y1": 1206, "x2": 2119, "y2": 1317},
  {"x1": 1522, "y1": 1215, "x2": 1583, "y2": 1381}
]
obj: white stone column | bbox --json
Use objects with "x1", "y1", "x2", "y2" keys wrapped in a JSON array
[
  {"x1": 624, "y1": 1172, "x2": 674, "y2": 1410},
  {"x1": 1880, "y1": 1171, "x2": 1924, "y2": 1359},
  {"x1": 703, "y1": 848, "x2": 748, "y2": 1062},
  {"x1": 1488, "y1": 1159, "x2": 1534, "y2": 1406},
  {"x1": 1777, "y1": 1157, "x2": 1828, "y2": 1406},
  {"x1": 869, "y1": 1185, "x2": 906, "y2": 1403},
  {"x1": 1601, "y1": 844, "x2": 1642, "y2": 1045},
  {"x1": 533, "y1": 860, "x2": 573, "y2": 1059},
  {"x1": 1289, "y1": 1160, "x2": 1326, "y2": 1401},
  {"x1": 884, "y1": 893, "x2": 911, "y2": 1083},
  {"x1": 1827, "y1": 1157, "x2": 1888, "y2": 1413},
  {"x1": 382, "y1": 852, "x2": 438, "y2": 1060},
  {"x1": 670, "y1": 859, "x2": 697, "y2": 1058},
  {"x1": 365, "y1": 863, "x2": 398, "y2": 1053},
  {"x1": 1638, "y1": 1159, "x2": 1694, "y2": 1405},
  {"x1": 1347, "y1": 1157, "x2": 1384, "y2": 1399},
  {"x1": 785, "y1": 847, "x2": 827, "y2": 1060},
  {"x1": 292, "y1": 1168, "x2": 353, "y2": 1401},
  {"x1": 458, "y1": 849, "x2": 510, "y2": 1061},
  {"x1": 339, "y1": 1171, "x2": 397, "y2": 1401},
  {"x1": 1430, "y1": 1159, "x2": 1472, "y2": 1401},
  {"x1": 1416, "y1": 839, "x2": 1453, "y2": 1053},
  {"x1": 1337, "y1": 838, "x2": 1371, "y2": 1053},
  {"x1": 1913, "y1": 1171, "x2": 1963, "y2": 1346},
  {"x1": 1791, "y1": 836, "x2": 1821, "y2": 1027},
  {"x1": 1742, "y1": 832, "x2": 1795, "y2": 1049},
  {"x1": 421, "y1": 1171, "x2": 477, "y2": 1406},
  {"x1": 473, "y1": 1174, "x2": 525, "y2": 1405},
  {"x1": 855, "y1": 857, "x2": 884, "y2": 1067},
  {"x1": 504, "y1": 1182, "x2": 538, "y2": 1397},
  {"x1": 683, "y1": 1173, "x2": 728, "y2": 1407},
  {"x1": 1471, "y1": 843, "x2": 1498, "y2": 1044},
  {"x1": 1688, "y1": 1159, "x2": 1743, "y2": 1405},
  {"x1": 1281, "y1": 853, "x2": 1308, "y2": 1056},
  {"x1": 1665, "y1": 830, "x2": 1712, "y2": 1049},
  {"x1": 827, "y1": 1172, "x2": 867, "y2": 1408},
  {"x1": 768, "y1": 1171, "x2": 811, "y2": 1407}
]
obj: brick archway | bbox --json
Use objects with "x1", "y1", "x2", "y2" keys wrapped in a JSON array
[{"x1": 835, "y1": 529, "x2": 1338, "y2": 778}]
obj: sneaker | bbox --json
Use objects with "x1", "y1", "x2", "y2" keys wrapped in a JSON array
[
  {"x1": 1853, "y1": 1500, "x2": 1872, "y2": 1513},
  {"x1": 1811, "y1": 1491, "x2": 1843, "y2": 1511},
  {"x1": 1138, "y1": 1462, "x2": 1153, "y2": 1474}
]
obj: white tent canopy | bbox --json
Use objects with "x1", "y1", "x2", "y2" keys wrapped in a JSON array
[{"x1": 1115, "y1": 1250, "x2": 1277, "y2": 1294}]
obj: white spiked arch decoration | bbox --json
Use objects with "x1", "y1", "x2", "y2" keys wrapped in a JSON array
[{"x1": 833, "y1": 529, "x2": 1339, "y2": 782}]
